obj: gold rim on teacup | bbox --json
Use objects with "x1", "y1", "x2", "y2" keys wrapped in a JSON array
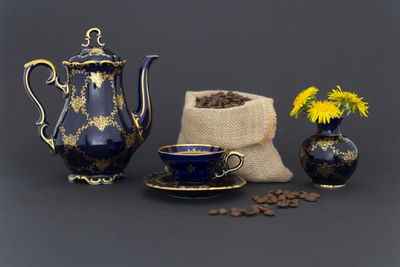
[{"x1": 158, "y1": 144, "x2": 227, "y2": 156}]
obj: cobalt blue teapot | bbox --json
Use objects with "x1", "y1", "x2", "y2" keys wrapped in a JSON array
[{"x1": 23, "y1": 28, "x2": 158, "y2": 185}]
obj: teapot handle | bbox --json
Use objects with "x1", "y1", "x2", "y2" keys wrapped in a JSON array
[{"x1": 23, "y1": 59, "x2": 69, "y2": 155}]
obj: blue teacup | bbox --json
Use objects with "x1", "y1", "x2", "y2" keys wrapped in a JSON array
[{"x1": 158, "y1": 144, "x2": 244, "y2": 185}]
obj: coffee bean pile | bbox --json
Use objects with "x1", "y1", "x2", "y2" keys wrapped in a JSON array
[
  {"x1": 253, "y1": 190, "x2": 320, "y2": 207},
  {"x1": 195, "y1": 91, "x2": 251, "y2": 109},
  {"x1": 208, "y1": 190, "x2": 320, "y2": 217}
]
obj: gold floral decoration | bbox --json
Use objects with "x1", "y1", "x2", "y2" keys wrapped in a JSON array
[
  {"x1": 62, "y1": 134, "x2": 79, "y2": 147},
  {"x1": 70, "y1": 95, "x2": 86, "y2": 113},
  {"x1": 90, "y1": 115, "x2": 113, "y2": 131},
  {"x1": 90, "y1": 72, "x2": 108, "y2": 88},
  {"x1": 116, "y1": 94, "x2": 125, "y2": 110},
  {"x1": 186, "y1": 165, "x2": 196, "y2": 173},
  {"x1": 125, "y1": 132, "x2": 136, "y2": 148},
  {"x1": 338, "y1": 150, "x2": 357, "y2": 162},
  {"x1": 94, "y1": 159, "x2": 111, "y2": 172}
]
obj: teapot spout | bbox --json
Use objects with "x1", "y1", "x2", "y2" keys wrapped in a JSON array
[{"x1": 133, "y1": 55, "x2": 158, "y2": 142}]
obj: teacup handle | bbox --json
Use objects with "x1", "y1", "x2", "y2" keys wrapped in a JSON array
[{"x1": 215, "y1": 151, "x2": 244, "y2": 178}]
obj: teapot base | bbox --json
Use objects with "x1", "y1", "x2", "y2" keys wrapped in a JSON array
[{"x1": 68, "y1": 173, "x2": 125, "y2": 185}]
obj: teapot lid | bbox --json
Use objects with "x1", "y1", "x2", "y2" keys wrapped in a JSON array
[{"x1": 63, "y1": 28, "x2": 126, "y2": 67}]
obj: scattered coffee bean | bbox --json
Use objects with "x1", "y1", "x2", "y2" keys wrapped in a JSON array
[
  {"x1": 299, "y1": 193, "x2": 307, "y2": 199},
  {"x1": 286, "y1": 194, "x2": 296, "y2": 199},
  {"x1": 218, "y1": 208, "x2": 227, "y2": 215},
  {"x1": 304, "y1": 194, "x2": 317, "y2": 202},
  {"x1": 289, "y1": 199, "x2": 299, "y2": 208},
  {"x1": 263, "y1": 209, "x2": 275, "y2": 216},
  {"x1": 245, "y1": 208, "x2": 259, "y2": 216},
  {"x1": 257, "y1": 204, "x2": 270, "y2": 211},
  {"x1": 292, "y1": 191, "x2": 300, "y2": 197},
  {"x1": 237, "y1": 208, "x2": 248, "y2": 213},
  {"x1": 209, "y1": 209, "x2": 218, "y2": 215},
  {"x1": 309, "y1": 192, "x2": 321, "y2": 198},
  {"x1": 230, "y1": 210, "x2": 242, "y2": 217},
  {"x1": 255, "y1": 196, "x2": 267, "y2": 204},
  {"x1": 275, "y1": 189, "x2": 283, "y2": 195},
  {"x1": 195, "y1": 92, "x2": 251, "y2": 109},
  {"x1": 276, "y1": 200, "x2": 289, "y2": 208},
  {"x1": 278, "y1": 194, "x2": 286, "y2": 201},
  {"x1": 210, "y1": 189, "x2": 321, "y2": 218},
  {"x1": 266, "y1": 198, "x2": 275, "y2": 204}
]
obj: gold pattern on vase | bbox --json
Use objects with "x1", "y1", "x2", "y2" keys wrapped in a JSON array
[
  {"x1": 308, "y1": 137, "x2": 357, "y2": 165},
  {"x1": 337, "y1": 150, "x2": 357, "y2": 165},
  {"x1": 90, "y1": 72, "x2": 108, "y2": 88},
  {"x1": 315, "y1": 162, "x2": 343, "y2": 178},
  {"x1": 309, "y1": 138, "x2": 337, "y2": 152}
]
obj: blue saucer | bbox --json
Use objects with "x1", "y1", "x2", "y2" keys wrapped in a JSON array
[{"x1": 143, "y1": 171, "x2": 246, "y2": 198}]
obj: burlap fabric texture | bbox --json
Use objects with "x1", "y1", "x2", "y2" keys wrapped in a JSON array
[{"x1": 176, "y1": 90, "x2": 293, "y2": 182}]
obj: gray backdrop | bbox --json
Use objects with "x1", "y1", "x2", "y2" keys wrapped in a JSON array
[{"x1": 1, "y1": 0, "x2": 399, "y2": 266}]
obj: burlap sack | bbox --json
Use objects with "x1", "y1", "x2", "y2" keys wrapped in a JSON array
[{"x1": 176, "y1": 90, "x2": 293, "y2": 183}]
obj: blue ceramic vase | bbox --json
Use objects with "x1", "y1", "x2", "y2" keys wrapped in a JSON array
[{"x1": 299, "y1": 117, "x2": 358, "y2": 188}]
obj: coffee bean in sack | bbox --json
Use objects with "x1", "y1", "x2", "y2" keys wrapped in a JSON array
[{"x1": 195, "y1": 91, "x2": 251, "y2": 109}]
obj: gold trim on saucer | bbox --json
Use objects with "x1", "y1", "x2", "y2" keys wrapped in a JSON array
[
  {"x1": 143, "y1": 172, "x2": 246, "y2": 191},
  {"x1": 158, "y1": 144, "x2": 226, "y2": 156}
]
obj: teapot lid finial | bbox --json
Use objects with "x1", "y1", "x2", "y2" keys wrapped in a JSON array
[
  {"x1": 63, "y1": 27, "x2": 126, "y2": 67},
  {"x1": 82, "y1": 28, "x2": 105, "y2": 47}
]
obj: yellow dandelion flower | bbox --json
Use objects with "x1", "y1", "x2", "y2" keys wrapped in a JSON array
[
  {"x1": 355, "y1": 100, "x2": 369, "y2": 117},
  {"x1": 328, "y1": 85, "x2": 369, "y2": 117},
  {"x1": 307, "y1": 100, "x2": 342, "y2": 124},
  {"x1": 290, "y1": 86, "x2": 319, "y2": 118}
]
